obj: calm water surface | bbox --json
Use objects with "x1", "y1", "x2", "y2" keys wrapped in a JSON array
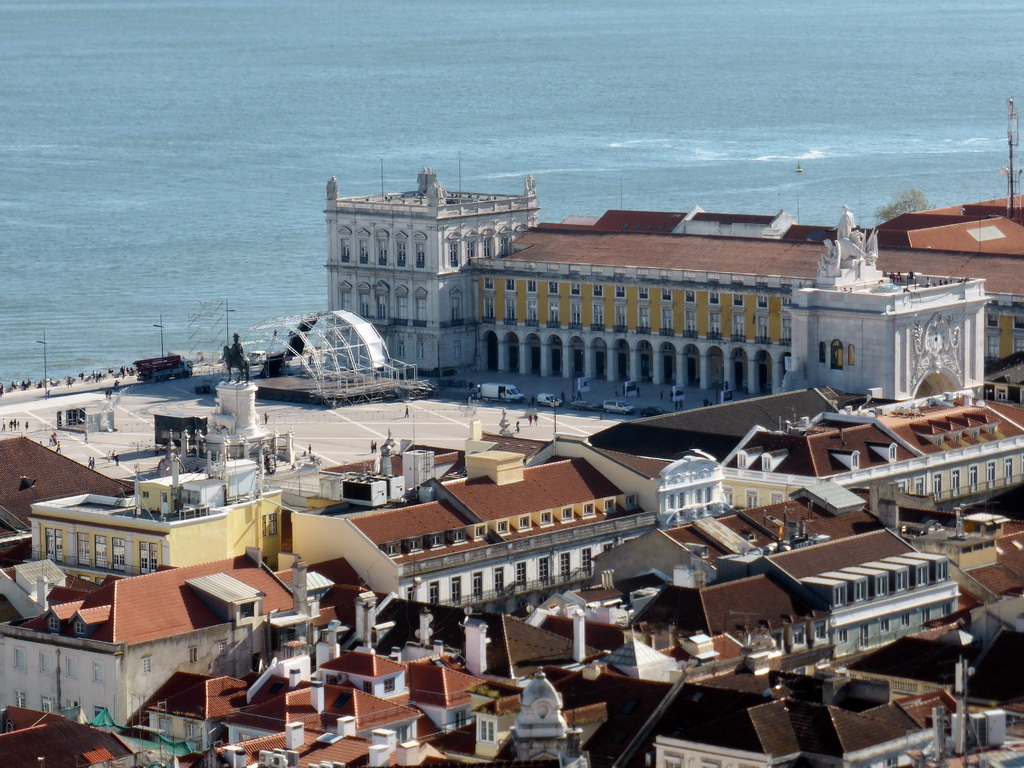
[{"x1": 2, "y1": 0, "x2": 1022, "y2": 381}]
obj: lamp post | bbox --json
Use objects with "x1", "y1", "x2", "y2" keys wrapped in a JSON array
[
  {"x1": 153, "y1": 315, "x2": 165, "y2": 358},
  {"x1": 225, "y1": 300, "x2": 235, "y2": 344},
  {"x1": 36, "y1": 331, "x2": 48, "y2": 398}
]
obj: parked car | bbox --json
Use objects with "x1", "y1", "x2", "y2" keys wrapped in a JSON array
[
  {"x1": 570, "y1": 400, "x2": 603, "y2": 411},
  {"x1": 637, "y1": 406, "x2": 667, "y2": 417},
  {"x1": 536, "y1": 392, "x2": 562, "y2": 407},
  {"x1": 603, "y1": 400, "x2": 636, "y2": 414}
]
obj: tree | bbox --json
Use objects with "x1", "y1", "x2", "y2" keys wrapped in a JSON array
[{"x1": 875, "y1": 188, "x2": 930, "y2": 223}]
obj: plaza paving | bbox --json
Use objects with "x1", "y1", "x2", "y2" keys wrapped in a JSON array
[{"x1": 0, "y1": 368, "x2": 753, "y2": 482}]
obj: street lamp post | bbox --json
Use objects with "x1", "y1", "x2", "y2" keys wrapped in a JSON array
[
  {"x1": 36, "y1": 331, "x2": 47, "y2": 398},
  {"x1": 154, "y1": 315, "x2": 165, "y2": 358},
  {"x1": 225, "y1": 300, "x2": 235, "y2": 344}
]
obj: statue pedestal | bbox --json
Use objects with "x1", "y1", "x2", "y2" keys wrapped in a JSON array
[{"x1": 213, "y1": 381, "x2": 266, "y2": 442}]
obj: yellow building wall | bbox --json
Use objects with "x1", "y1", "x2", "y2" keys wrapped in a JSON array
[
  {"x1": 769, "y1": 297, "x2": 783, "y2": 340},
  {"x1": 1000, "y1": 315, "x2": 1013, "y2": 358},
  {"x1": 697, "y1": 292, "x2": 709, "y2": 335}
]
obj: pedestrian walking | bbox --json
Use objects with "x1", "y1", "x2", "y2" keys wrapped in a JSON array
[
  {"x1": 516, "y1": 421, "x2": 520, "y2": 433},
  {"x1": 405, "y1": 405, "x2": 410, "y2": 418}
]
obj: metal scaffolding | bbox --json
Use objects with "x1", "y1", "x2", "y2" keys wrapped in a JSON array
[{"x1": 242, "y1": 310, "x2": 431, "y2": 406}]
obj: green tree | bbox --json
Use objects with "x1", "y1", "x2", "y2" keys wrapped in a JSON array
[{"x1": 875, "y1": 188, "x2": 930, "y2": 223}]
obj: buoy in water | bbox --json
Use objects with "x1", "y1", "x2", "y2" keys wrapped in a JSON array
[{"x1": 796, "y1": 163, "x2": 804, "y2": 173}]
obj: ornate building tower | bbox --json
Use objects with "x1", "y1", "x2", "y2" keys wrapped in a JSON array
[
  {"x1": 785, "y1": 208, "x2": 987, "y2": 400},
  {"x1": 324, "y1": 169, "x2": 539, "y2": 374},
  {"x1": 512, "y1": 672, "x2": 570, "y2": 761}
]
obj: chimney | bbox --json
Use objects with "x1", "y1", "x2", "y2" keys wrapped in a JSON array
[
  {"x1": 310, "y1": 680, "x2": 325, "y2": 713},
  {"x1": 464, "y1": 618, "x2": 488, "y2": 676},
  {"x1": 223, "y1": 746, "x2": 247, "y2": 768},
  {"x1": 417, "y1": 608, "x2": 433, "y2": 647},
  {"x1": 371, "y1": 729, "x2": 397, "y2": 751},
  {"x1": 469, "y1": 420, "x2": 483, "y2": 442},
  {"x1": 334, "y1": 715, "x2": 357, "y2": 738},
  {"x1": 35, "y1": 576, "x2": 47, "y2": 611},
  {"x1": 368, "y1": 746, "x2": 390, "y2": 768},
  {"x1": 355, "y1": 592, "x2": 378, "y2": 646},
  {"x1": 465, "y1": 452, "x2": 524, "y2": 485},
  {"x1": 582, "y1": 661, "x2": 602, "y2": 681},
  {"x1": 572, "y1": 609, "x2": 586, "y2": 663},
  {"x1": 285, "y1": 722, "x2": 304, "y2": 751},
  {"x1": 600, "y1": 570, "x2": 614, "y2": 590},
  {"x1": 396, "y1": 740, "x2": 421, "y2": 767},
  {"x1": 288, "y1": 667, "x2": 302, "y2": 689},
  {"x1": 291, "y1": 560, "x2": 308, "y2": 617}
]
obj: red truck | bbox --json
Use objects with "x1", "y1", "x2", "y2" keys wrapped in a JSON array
[{"x1": 134, "y1": 355, "x2": 193, "y2": 383}]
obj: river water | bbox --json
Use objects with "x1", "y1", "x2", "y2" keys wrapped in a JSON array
[{"x1": 2, "y1": 0, "x2": 1022, "y2": 382}]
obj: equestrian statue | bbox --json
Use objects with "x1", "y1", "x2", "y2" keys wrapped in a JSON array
[{"x1": 223, "y1": 332, "x2": 250, "y2": 383}]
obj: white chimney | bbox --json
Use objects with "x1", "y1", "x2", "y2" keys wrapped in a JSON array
[
  {"x1": 310, "y1": 680, "x2": 325, "y2": 713},
  {"x1": 223, "y1": 746, "x2": 247, "y2": 768},
  {"x1": 600, "y1": 570, "x2": 614, "y2": 590},
  {"x1": 35, "y1": 576, "x2": 47, "y2": 611},
  {"x1": 334, "y1": 715, "x2": 356, "y2": 738},
  {"x1": 355, "y1": 592, "x2": 378, "y2": 646},
  {"x1": 285, "y1": 722, "x2": 304, "y2": 751},
  {"x1": 396, "y1": 741, "x2": 421, "y2": 767},
  {"x1": 288, "y1": 667, "x2": 302, "y2": 689},
  {"x1": 417, "y1": 608, "x2": 433, "y2": 647},
  {"x1": 464, "y1": 618, "x2": 488, "y2": 676},
  {"x1": 368, "y1": 745, "x2": 391, "y2": 767},
  {"x1": 372, "y1": 729, "x2": 397, "y2": 751},
  {"x1": 572, "y1": 609, "x2": 586, "y2": 663}
]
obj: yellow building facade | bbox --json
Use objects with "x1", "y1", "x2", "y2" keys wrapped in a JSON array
[{"x1": 30, "y1": 470, "x2": 284, "y2": 582}]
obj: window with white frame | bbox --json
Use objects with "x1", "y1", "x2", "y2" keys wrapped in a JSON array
[{"x1": 93, "y1": 662, "x2": 105, "y2": 683}]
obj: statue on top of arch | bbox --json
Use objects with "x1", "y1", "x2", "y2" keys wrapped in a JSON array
[{"x1": 818, "y1": 205, "x2": 879, "y2": 280}]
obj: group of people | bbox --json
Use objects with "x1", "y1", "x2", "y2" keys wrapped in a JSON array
[{"x1": 1, "y1": 419, "x2": 26, "y2": 432}]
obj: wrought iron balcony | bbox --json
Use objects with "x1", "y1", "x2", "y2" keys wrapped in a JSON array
[
  {"x1": 659, "y1": 328, "x2": 675, "y2": 337},
  {"x1": 591, "y1": 322, "x2": 605, "y2": 332}
]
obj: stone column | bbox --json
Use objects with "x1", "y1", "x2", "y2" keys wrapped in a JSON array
[
  {"x1": 747, "y1": 354, "x2": 759, "y2": 396},
  {"x1": 519, "y1": 345, "x2": 530, "y2": 375},
  {"x1": 699, "y1": 348, "x2": 712, "y2": 390},
  {"x1": 676, "y1": 348, "x2": 687, "y2": 385},
  {"x1": 498, "y1": 339, "x2": 510, "y2": 372},
  {"x1": 652, "y1": 347, "x2": 666, "y2": 386},
  {"x1": 605, "y1": 340, "x2": 616, "y2": 382},
  {"x1": 540, "y1": 341, "x2": 552, "y2": 377},
  {"x1": 584, "y1": 342, "x2": 596, "y2": 380},
  {"x1": 723, "y1": 350, "x2": 735, "y2": 392},
  {"x1": 775, "y1": 356, "x2": 788, "y2": 393},
  {"x1": 630, "y1": 346, "x2": 641, "y2": 383}
]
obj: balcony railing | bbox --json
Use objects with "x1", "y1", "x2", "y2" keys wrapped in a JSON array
[
  {"x1": 659, "y1": 328, "x2": 675, "y2": 337},
  {"x1": 706, "y1": 331, "x2": 722, "y2": 340},
  {"x1": 731, "y1": 333, "x2": 746, "y2": 342},
  {"x1": 780, "y1": 337, "x2": 792, "y2": 346},
  {"x1": 482, "y1": 316, "x2": 495, "y2": 324},
  {"x1": 33, "y1": 549, "x2": 156, "y2": 578},
  {"x1": 547, "y1": 320, "x2": 562, "y2": 329},
  {"x1": 636, "y1": 325, "x2": 651, "y2": 335},
  {"x1": 591, "y1": 322, "x2": 605, "y2": 332},
  {"x1": 440, "y1": 318, "x2": 464, "y2": 328},
  {"x1": 392, "y1": 318, "x2": 409, "y2": 326},
  {"x1": 682, "y1": 329, "x2": 698, "y2": 338},
  {"x1": 568, "y1": 322, "x2": 583, "y2": 330},
  {"x1": 524, "y1": 319, "x2": 539, "y2": 327},
  {"x1": 613, "y1": 324, "x2": 628, "y2": 333},
  {"x1": 438, "y1": 566, "x2": 595, "y2": 607},
  {"x1": 502, "y1": 318, "x2": 517, "y2": 326},
  {"x1": 755, "y1": 335, "x2": 772, "y2": 344},
  {"x1": 412, "y1": 319, "x2": 428, "y2": 328}
]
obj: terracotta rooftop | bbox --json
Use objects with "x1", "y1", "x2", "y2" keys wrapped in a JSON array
[
  {"x1": 442, "y1": 457, "x2": 623, "y2": 522},
  {"x1": 227, "y1": 730, "x2": 372, "y2": 768},
  {"x1": 23, "y1": 554, "x2": 295, "y2": 644},
  {"x1": 0, "y1": 436, "x2": 129, "y2": 527},
  {"x1": 0, "y1": 714, "x2": 133, "y2": 768},
  {"x1": 138, "y1": 671, "x2": 249, "y2": 721},
  {"x1": 407, "y1": 660, "x2": 483, "y2": 708},
  {"x1": 767, "y1": 529, "x2": 913, "y2": 580},
  {"x1": 320, "y1": 650, "x2": 407, "y2": 678}
]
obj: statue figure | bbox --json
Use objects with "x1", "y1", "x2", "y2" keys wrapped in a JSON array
[
  {"x1": 837, "y1": 205, "x2": 855, "y2": 240},
  {"x1": 818, "y1": 239, "x2": 841, "y2": 277},
  {"x1": 524, "y1": 174, "x2": 536, "y2": 196},
  {"x1": 430, "y1": 180, "x2": 447, "y2": 206},
  {"x1": 498, "y1": 409, "x2": 513, "y2": 437},
  {"x1": 864, "y1": 229, "x2": 879, "y2": 265},
  {"x1": 326, "y1": 176, "x2": 338, "y2": 200},
  {"x1": 222, "y1": 332, "x2": 251, "y2": 383}
]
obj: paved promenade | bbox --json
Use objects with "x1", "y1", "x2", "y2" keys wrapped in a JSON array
[{"x1": 0, "y1": 368, "x2": 752, "y2": 481}]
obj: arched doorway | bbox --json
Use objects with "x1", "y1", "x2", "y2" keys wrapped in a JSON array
[
  {"x1": 660, "y1": 342, "x2": 676, "y2": 383},
  {"x1": 548, "y1": 336, "x2": 564, "y2": 377},
  {"x1": 569, "y1": 336, "x2": 586, "y2": 377},
  {"x1": 636, "y1": 340, "x2": 654, "y2": 381},
  {"x1": 683, "y1": 344, "x2": 700, "y2": 385},
  {"x1": 524, "y1": 333, "x2": 541, "y2": 375},
  {"x1": 732, "y1": 349, "x2": 748, "y2": 391},
  {"x1": 483, "y1": 331, "x2": 498, "y2": 371},
  {"x1": 592, "y1": 338, "x2": 608, "y2": 378},
  {"x1": 707, "y1": 346, "x2": 724, "y2": 386},
  {"x1": 615, "y1": 339, "x2": 631, "y2": 380},
  {"x1": 755, "y1": 350, "x2": 772, "y2": 392},
  {"x1": 504, "y1": 332, "x2": 520, "y2": 373}
]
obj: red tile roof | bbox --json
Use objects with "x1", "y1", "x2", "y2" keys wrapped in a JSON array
[
  {"x1": 768, "y1": 529, "x2": 912, "y2": 580},
  {"x1": 351, "y1": 500, "x2": 474, "y2": 544},
  {"x1": 228, "y1": 730, "x2": 372, "y2": 767},
  {"x1": 23, "y1": 555, "x2": 294, "y2": 644},
  {"x1": 0, "y1": 716, "x2": 133, "y2": 768},
  {"x1": 0, "y1": 436, "x2": 129, "y2": 526},
  {"x1": 140, "y1": 672, "x2": 249, "y2": 721},
  {"x1": 442, "y1": 458, "x2": 622, "y2": 522},
  {"x1": 320, "y1": 650, "x2": 407, "y2": 678},
  {"x1": 407, "y1": 662, "x2": 483, "y2": 708}
]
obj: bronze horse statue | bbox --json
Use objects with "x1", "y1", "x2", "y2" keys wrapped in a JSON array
[{"x1": 223, "y1": 333, "x2": 250, "y2": 383}]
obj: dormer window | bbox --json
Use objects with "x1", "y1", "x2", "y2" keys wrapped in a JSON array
[
  {"x1": 851, "y1": 451, "x2": 860, "y2": 470},
  {"x1": 451, "y1": 530, "x2": 465, "y2": 542},
  {"x1": 385, "y1": 542, "x2": 400, "y2": 556},
  {"x1": 626, "y1": 494, "x2": 636, "y2": 509},
  {"x1": 935, "y1": 560, "x2": 948, "y2": 581},
  {"x1": 407, "y1": 538, "x2": 422, "y2": 552},
  {"x1": 737, "y1": 452, "x2": 747, "y2": 469},
  {"x1": 519, "y1": 516, "x2": 531, "y2": 529},
  {"x1": 562, "y1": 507, "x2": 573, "y2": 521},
  {"x1": 497, "y1": 521, "x2": 508, "y2": 533},
  {"x1": 833, "y1": 586, "x2": 846, "y2": 607},
  {"x1": 239, "y1": 601, "x2": 255, "y2": 619},
  {"x1": 915, "y1": 565, "x2": 928, "y2": 587},
  {"x1": 429, "y1": 534, "x2": 443, "y2": 548},
  {"x1": 74, "y1": 621, "x2": 85, "y2": 636},
  {"x1": 540, "y1": 512, "x2": 552, "y2": 524},
  {"x1": 604, "y1": 499, "x2": 615, "y2": 511},
  {"x1": 853, "y1": 579, "x2": 867, "y2": 601},
  {"x1": 475, "y1": 525, "x2": 486, "y2": 538},
  {"x1": 875, "y1": 576, "x2": 887, "y2": 596},
  {"x1": 583, "y1": 503, "x2": 594, "y2": 517},
  {"x1": 47, "y1": 616, "x2": 59, "y2": 633},
  {"x1": 888, "y1": 444, "x2": 898, "y2": 462}
]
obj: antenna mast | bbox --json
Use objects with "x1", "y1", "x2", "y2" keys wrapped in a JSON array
[{"x1": 1006, "y1": 98, "x2": 1020, "y2": 221}]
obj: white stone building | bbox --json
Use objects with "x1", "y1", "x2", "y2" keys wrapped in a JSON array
[{"x1": 324, "y1": 169, "x2": 539, "y2": 374}]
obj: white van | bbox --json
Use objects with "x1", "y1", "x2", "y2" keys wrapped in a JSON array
[
  {"x1": 536, "y1": 392, "x2": 562, "y2": 407},
  {"x1": 603, "y1": 400, "x2": 635, "y2": 414}
]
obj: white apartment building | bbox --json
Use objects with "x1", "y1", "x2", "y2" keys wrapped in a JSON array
[{"x1": 324, "y1": 168, "x2": 538, "y2": 374}]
